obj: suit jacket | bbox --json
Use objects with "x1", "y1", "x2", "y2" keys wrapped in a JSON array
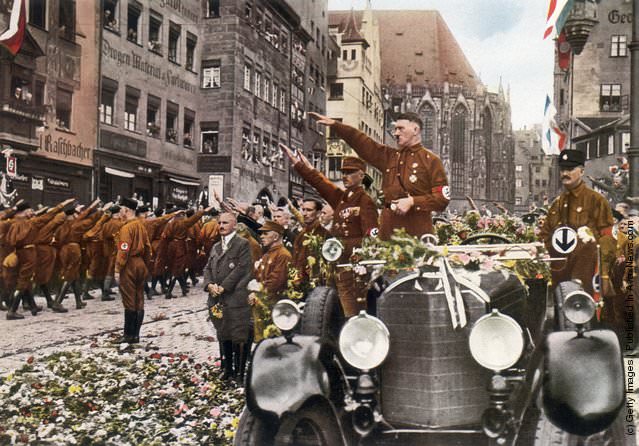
[{"x1": 203, "y1": 233, "x2": 253, "y2": 308}]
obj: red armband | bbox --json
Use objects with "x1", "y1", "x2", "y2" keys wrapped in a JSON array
[
  {"x1": 600, "y1": 226, "x2": 613, "y2": 237},
  {"x1": 431, "y1": 185, "x2": 451, "y2": 200}
]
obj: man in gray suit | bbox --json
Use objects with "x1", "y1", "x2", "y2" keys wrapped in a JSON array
[{"x1": 203, "y1": 212, "x2": 253, "y2": 381}]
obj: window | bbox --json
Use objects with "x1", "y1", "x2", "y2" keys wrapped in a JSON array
[
  {"x1": 535, "y1": 179, "x2": 540, "y2": 187},
  {"x1": 611, "y1": 35, "x2": 627, "y2": 57},
  {"x1": 244, "y1": 2, "x2": 252, "y2": 20},
  {"x1": 342, "y1": 49, "x2": 347, "y2": 60},
  {"x1": 186, "y1": 34, "x2": 196, "y2": 71},
  {"x1": 202, "y1": 60, "x2": 221, "y2": 88},
  {"x1": 328, "y1": 156, "x2": 341, "y2": 181},
  {"x1": 351, "y1": 49, "x2": 356, "y2": 60},
  {"x1": 279, "y1": 88, "x2": 286, "y2": 113},
  {"x1": 271, "y1": 81, "x2": 278, "y2": 107},
  {"x1": 535, "y1": 166, "x2": 541, "y2": 173},
  {"x1": 329, "y1": 82, "x2": 343, "y2": 99},
  {"x1": 515, "y1": 179, "x2": 522, "y2": 188},
  {"x1": 100, "y1": 78, "x2": 117, "y2": 125},
  {"x1": 148, "y1": 11, "x2": 162, "y2": 53},
  {"x1": 29, "y1": 0, "x2": 46, "y2": 28},
  {"x1": 244, "y1": 64, "x2": 252, "y2": 91},
  {"x1": 146, "y1": 95, "x2": 161, "y2": 137},
  {"x1": 35, "y1": 80, "x2": 45, "y2": 106},
  {"x1": 103, "y1": 0, "x2": 118, "y2": 32},
  {"x1": 515, "y1": 197, "x2": 522, "y2": 205},
  {"x1": 166, "y1": 102, "x2": 178, "y2": 143},
  {"x1": 201, "y1": 122, "x2": 219, "y2": 154},
  {"x1": 252, "y1": 131, "x2": 260, "y2": 163},
  {"x1": 207, "y1": 0, "x2": 220, "y2": 17},
  {"x1": 56, "y1": 88, "x2": 73, "y2": 130},
  {"x1": 127, "y1": 3, "x2": 141, "y2": 44},
  {"x1": 59, "y1": 0, "x2": 76, "y2": 41},
  {"x1": 515, "y1": 164, "x2": 523, "y2": 172},
  {"x1": 600, "y1": 84, "x2": 621, "y2": 112},
  {"x1": 542, "y1": 180, "x2": 547, "y2": 187},
  {"x1": 168, "y1": 22, "x2": 180, "y2": 63},
  {"x1": 124, "y1": 87, "x2": 140, "y2": 131},
  {"x1": 183, "y1": 109, "x2": 195, "y2": 148},
  {"x1": 263, "y1": 77, "x2": 270, "y2": 103},
  {"x1": 622, "y1": 132, "x2": 630, "y2": 153},
  {"x1": 254, "y1": 70, "x2": 261, "y2": 98},
  {"x1": 241, "y1": 127, "x2": 251, "y2": 160},
  {"x1": 608, "y1": 134, "x2": 615, "y2": 155}
]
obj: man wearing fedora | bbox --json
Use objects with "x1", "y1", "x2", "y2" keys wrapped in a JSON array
[
  {"x1": 539, "y1": 149, "x2": 615, "y2": 296},
  {"x1": 281, "y1": 143, "x2": 378, "y2": 316},
  {"x1": 250, "y1": 220, "x2": 292, "y2": 342}
]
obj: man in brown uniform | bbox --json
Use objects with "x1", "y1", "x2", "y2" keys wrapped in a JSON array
[
  {"x1": 539, "y1": 150, "x2": 615, "y2": 296},
  {"x1": 282, "y1": 144, "x2": 378, "y2": 316},
  {"x1": 101, "y1": 206, "x2": 125, "y2": 300},
  {"x1": 292, "y1": 198, "x2": 328, "y2": 286},
  {"x1": 0, "y1": 204, "x2": 18, "y2": 310},
  {"x1": 80, "y1": 203, "x2": 114, "y2": 301},
  {"x1": 196, "y1": 210, "x2": 220, "y2": 272},
  {"x1": 309, "y1": 111, "x2": 450, "y2": 240},
  {"x1": 115, "y1": 197, "x2": 151, "y2": 344},
  {"x1": 250, "y1": 220, "x2": 292, "y2": 341}
]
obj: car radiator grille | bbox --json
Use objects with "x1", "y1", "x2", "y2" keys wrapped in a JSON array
[{"x1": 377, "y1": 275, "x2": 492, "y2": 428}]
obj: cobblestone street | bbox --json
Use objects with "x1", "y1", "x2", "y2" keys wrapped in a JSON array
[{"x1": 0, "y1": 287, "x2": 218, "y2": 375}]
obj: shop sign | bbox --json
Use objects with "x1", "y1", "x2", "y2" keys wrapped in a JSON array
[
  {"x1": 197, "y1": 155, "x2": 231, "y2": 173},
  {"x1": 11, "y1": 173, "x2": 28, "y2": 183},
  {"x1": 39, "y1": 133, "x2": 92, "y2": 164},
  {"x1": 32, "y1": 177, "x2": 44, "y2": 190},
  {"x1": 208, "y1": 175, "x2": 224, "y2": 206},
  {"x1": 6, "y1": 156, "x2": 16, "y2": 177},
  {"x1": 171, "y1": 186, "x2": 188, "y2": 202},
  {"x1": 46, "y1": 177, "x2": 71, "y2": 189}
]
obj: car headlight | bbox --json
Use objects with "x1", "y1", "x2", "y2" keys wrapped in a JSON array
[
  {"x1": 272, "y1": 299, "x2": 301, "y2": 331},
  {"x1": 321, "y1": 238, "x2": 344, "y2": 262},
  {"x1": 469, "y1": 310, "x2": 524, "y2": 371},
  {"x1": 339, "y1": 312, "x2": 390, "y2": 370},
  {"x1": 563, "y1": 290, "x2": 596, "y2": 325}
]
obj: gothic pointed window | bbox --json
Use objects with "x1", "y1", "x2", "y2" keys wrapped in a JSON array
[
  {"x1": 450, "y1": 105, "x2": 467, "y2": 196},
  {"x1": 419, "y1": 104, "x2": 436, "y2": 153},
  {"x1": 483, "y1": 109, "x2": 493, "y2": 199}
]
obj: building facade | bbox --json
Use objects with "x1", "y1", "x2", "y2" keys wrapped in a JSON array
[
  {"x1": 327, "y1": 7, "x2": 384, "y2": 189},
  {"x1": 1, "y1": 0, "x2": 98, "y2": 205},
  {"x1": 513, "y1": 126, "x2": 556, "y2": 213},
  {"x1": 554, "y1": 0, "x2": 631, "y2": 185}
]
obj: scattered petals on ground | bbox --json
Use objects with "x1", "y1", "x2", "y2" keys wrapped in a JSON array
[{"x1": 0, "y1": 335, "x2": 244, "y2": 445}]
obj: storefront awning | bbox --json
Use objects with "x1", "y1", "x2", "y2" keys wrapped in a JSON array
[
  {"x1": 105, "y1": 167, "x2": 134, "y2": 178},
  {"x1": 169, "y1": 177, "x2": 200, "y2": 187}
]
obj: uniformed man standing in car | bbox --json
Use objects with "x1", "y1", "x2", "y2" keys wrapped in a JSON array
[
  {"x1": 309, "y1": 111, "x2": 449, "y2": 239},
  {"x1": 281, "y1": 144, "x2": 378, "y2": 316},
  {"x1": 539, "y1": 149, "x2": 615, "y2": 295}
]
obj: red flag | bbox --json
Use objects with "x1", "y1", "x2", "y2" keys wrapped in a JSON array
[
  {"x1": 0, "y1": 0, "x2": 26, "y2": 56},
  {"x1": 557, "y1": 30, "x2": 571, "y2": 71}
]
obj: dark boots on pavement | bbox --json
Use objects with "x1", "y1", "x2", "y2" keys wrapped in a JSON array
[
  {"x1": 51, "y1": 281, "x2": 71, "y2": 313},
  {"x1": 6, "y1": 290, "x2": 24, "y2": 320},
  {"x1": 101, "y1": 277, "x2": 115, "y2": 301}
]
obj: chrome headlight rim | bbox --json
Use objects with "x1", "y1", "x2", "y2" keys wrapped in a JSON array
[
  {"x1": 338, "y1": 312, "x2": 390, "y2": 370},
  {"x1": 321, "y1": 237, "x2": 344, "y2": 262},
  {"x1": 563, "y1": 290, "x2": 596, "y2": 325},
  {"x1": 469, "y1": 310, "x2": 525, "y2": 372},
  {"x1": 272, "y1": 299, "x2": 302, "y2": 331}
]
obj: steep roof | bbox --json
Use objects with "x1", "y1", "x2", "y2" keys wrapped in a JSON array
[{"x1": 330, "y1": 10, "x2": 478, "y2": 88}]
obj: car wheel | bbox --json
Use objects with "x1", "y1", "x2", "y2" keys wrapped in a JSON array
[
  {"x1": 300, "y1": 286, "x2": 342, "y2": 341},
  {"x1": 534, "y1": 411, "x2": 631, "y2": 446},
  {"x1": 234, "y1": 407, "x2": 276, "y2": 446},
  {"x1": 515, "y1": 405, "x2": 541, "y2": 446},
  {"x1": 274, "y1": 404, "x2": 343, "y2": 446}
]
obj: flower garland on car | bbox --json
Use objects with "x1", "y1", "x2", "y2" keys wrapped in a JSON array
[{"x1": 0, "y1": 342, "x2": 244, "y2": 445}]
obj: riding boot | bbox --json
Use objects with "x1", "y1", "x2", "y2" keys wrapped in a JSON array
[
  {"x1": 178, "y1": 275, "x2": 188, "y2": 296},
  {"x1": 144, "y1": 282, "x2": 152, "y2": 300},
  {"x1": 165, "y1": 277, "x2": 177, "y2": 299},
  {"x1": 133, "y1": 310, "x2": 144, "y2": 344},
  {"x1": 51, "y1": 281, "x2": 71, "y2": 313},
  {"x1": 72, "y1": 282, "x2": 86, "y2": 309},
  {"x1": 101, "y1": 277, "x2": 115, "y2": 301},
  {"x1": 221, "y1": 341, "x2": 235, "y2": 380},
  {"x1": 40, "y1": 285, "x2": 55, "y2": 309},
  {"x1": 115, "y1": 309, "x2": 137, "y2": 344},
  {"x1": 151, "y1": 277, "x2": 160, "y2": 296},
  {"x1": 24, "y1": 290, "x2": 40, "y2": 316},
  {"x1": 161, "y1": 273, "x2": 170, "y2": 294},
  {"x1": 6, "y1": 290, "x2": 24, "y2": 320},
  {"x1": 81, "y1": 279, "x2": 95, "y2": 300},
  {"x1": 0, "y1": 290, "x2": 10, "y2": 311},
  {"x1": 189, "y1": 269, "x2": 198, "y2": 287}
]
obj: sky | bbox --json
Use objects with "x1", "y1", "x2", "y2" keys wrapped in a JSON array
[{"x1": 327, "y1": 0, "x2": 556, "y2": 130}]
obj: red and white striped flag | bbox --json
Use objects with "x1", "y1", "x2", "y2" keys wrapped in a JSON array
[
  {"x1": 543, "y1": 0, "x2": 574, "y2": 40},
  {"x1": 0, "y1": 0, "x2": 26, "y2": 56}
]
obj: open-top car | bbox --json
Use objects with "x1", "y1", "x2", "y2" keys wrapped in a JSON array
[{"x1": 234, "y1": 233, "x2": 629, "y2": 446}]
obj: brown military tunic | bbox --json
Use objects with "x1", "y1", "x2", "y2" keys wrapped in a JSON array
[
  {"x1": 295, "y1": 162, "x2": 378, "y2": 315},
  {"x1": 253, "y1": 243, "x2": 292, "y2": 341},
  {"x1": 6, "y1": 207, "x2": 64, "y2": 291},
  {"x1": 102, "y1": 217, "x2": 126, "y2": 277},
  {"x1": 83, "y1": 212, "x2": 110, "y2": 280},
  {"x1": 115, "y1": 218, "x2": 151, "y2": 311},
  {"x1": 197, "y1": 218, "x2": 220, "y2": 271},
  {"x1": 0, "y1": 210, "x2": 17, "y2": 290},
  {"x1": 332, "y1": 121, "x2": 449, "y2": 240},
  {"x1": 33, "y1": 211, "x2": 66, "y2": 286},
  {"x1": 146, "y1": 214, "x2": 173, "y2": 276},
  {"x1": 539, "y1": 180, "x2": 614, "y2": 294},
  {"x1": 162, "y1": 211, "x2": 204, "y2": 277},
  {"x1": 56, "y1": 208, "x2": 101, "y2": 282},
  {"x1": 292, "y1": 220, "x2": 328, "y2": 284}
]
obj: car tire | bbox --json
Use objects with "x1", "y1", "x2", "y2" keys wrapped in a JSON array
[
  {"x1": 300, "y1": 286, "x2": 342, "y2": 341},
  {"x1": 274, "y1": 404, "x2": 343, "y2": 446},
  {"x1": 515, "y1": 405, "x2": 541, "y2": 446},
  {"x1": 234, "y1": 407, "x2": 276, "y2": 446},
  {"x1": 533, "y1": 411, "x2": 631, "y2": 446}
]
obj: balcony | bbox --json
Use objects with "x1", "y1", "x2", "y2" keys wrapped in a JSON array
[{"x1": 0, "y1": 98, "x2": 47, "y2": 123}]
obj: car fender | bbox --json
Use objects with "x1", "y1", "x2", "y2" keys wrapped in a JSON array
[
  {"x1": 246, "y1": 335, "x2": 335, "y2": 419},
  {"x1": 542, "y1": 329, "x2": 625, "y2": 436}
]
